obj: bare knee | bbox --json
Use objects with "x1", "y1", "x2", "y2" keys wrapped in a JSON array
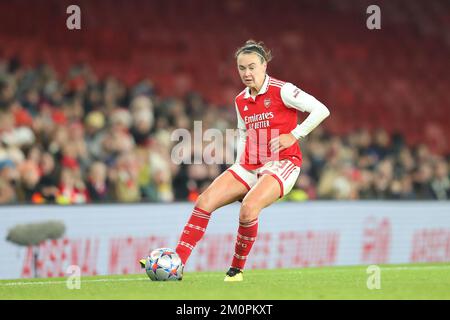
[
  {"x1": 240, "y1": 200, "x2": 261, "y2": 222},
  {"x1": 195, "y1": 191, "x2": 216, "y2": 213}
]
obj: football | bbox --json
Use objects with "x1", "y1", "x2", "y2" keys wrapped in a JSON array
[{"x1": 144, "y1": 248, "x2": 183, "y2": 281}]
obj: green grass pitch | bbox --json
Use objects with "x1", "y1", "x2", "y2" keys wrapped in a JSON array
[{"x1": 1, "y1": 263, "x2": 449, "y2": 300}]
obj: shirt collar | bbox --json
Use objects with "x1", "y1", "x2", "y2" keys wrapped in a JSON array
[{"x1": 244, "y1": 74, "x2": 270, "y2": 99}]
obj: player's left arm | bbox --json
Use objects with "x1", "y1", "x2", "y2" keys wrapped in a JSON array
[{"x1": 269, "y1": 82, "x2": 330, "y2": 153}]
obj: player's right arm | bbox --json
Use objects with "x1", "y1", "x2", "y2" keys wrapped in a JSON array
[{"x1": 235, "y1": 102, "x2": 247, "y2": 164}]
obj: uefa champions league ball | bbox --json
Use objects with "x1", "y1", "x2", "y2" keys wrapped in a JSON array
[{"x1": 145, "y1": 248, "x2": 183, "y2": 281}]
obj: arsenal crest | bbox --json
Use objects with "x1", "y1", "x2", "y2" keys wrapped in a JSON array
[{"x1": 264, "y1": 98, "x2": 271, "y2": 108}]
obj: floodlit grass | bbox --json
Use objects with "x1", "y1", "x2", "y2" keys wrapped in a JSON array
[{"x1": 1, "y1": 263, "x2": 449, "y2": 300}]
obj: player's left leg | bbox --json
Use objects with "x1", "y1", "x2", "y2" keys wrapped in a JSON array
[
  {"x1": 224, "y1": 175, "x2": 280, "y2": 282},
  {"x1": 225, "y1": 160, "x2": 300, "y2": 282}
]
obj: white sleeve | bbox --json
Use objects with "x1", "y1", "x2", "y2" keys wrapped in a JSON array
[
  {"x1": 235, "y1": 103, "x2": 247, "y2": 163},
  {"x1": 280, "y1": 82, "x2": 330, "y2": 139}
]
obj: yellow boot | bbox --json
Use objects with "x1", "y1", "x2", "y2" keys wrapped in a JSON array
[{"x1": 224, "y1": 267, "x2": 243, "y2": 282}]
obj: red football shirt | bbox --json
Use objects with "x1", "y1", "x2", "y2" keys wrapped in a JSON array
[{"x1": 235, "y1": 75, "x2": 302, "y2": 170}]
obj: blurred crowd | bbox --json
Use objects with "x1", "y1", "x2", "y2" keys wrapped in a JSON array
[
  {"x1": 291, "y1": 127, "x2": 450, "y2": 201},
  {"x1": 0, "y1": 58, "x2": 449, "y2": 204}
]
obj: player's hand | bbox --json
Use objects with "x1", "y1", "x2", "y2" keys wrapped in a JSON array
[{"x1": 269, "y1": 133, "x2": 298, "y2": 155}]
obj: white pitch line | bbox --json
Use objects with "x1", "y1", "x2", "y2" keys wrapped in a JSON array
[
  {"x1": 376, "y1": 265, "x2": 450, "y2": 271},
  {"x1": 0, "y1": 273, "x2": 221, "y2": 287},
  {"x1": 0, "y1": 277, "x2": 149, "y2": 287},
  {"x1": 248, "y1": 265, "x2": 450, "y2": 273}
]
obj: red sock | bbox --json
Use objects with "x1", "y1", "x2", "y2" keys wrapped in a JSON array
[
  {"x1": 231, "y1": 218, "x2": 258, "y2": 270},
  {"x1": 176, "y1": 207, "x2": 211, "y2": 265}
]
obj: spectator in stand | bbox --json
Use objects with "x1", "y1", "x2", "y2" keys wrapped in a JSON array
[
  {"x1": 129, "y1": 95, "x2": 154, "y2": 146},
  {"x1": 358, "y1": 170, "x2": 377, "y2": 199},
  {"x1": 0, "y1": 78, "x2": 16, "y2": 109},
  {"x1": 135, "y1": 146, "x2": 158, "y2": 201},
  {"x1": 148, "y1": 140, "x2": 175, "y2": 202},
  {"x1": 86, "y1": 161, "x2": 111, "y2": 202},
  {"x1": 100, "y1": 108, "x2": 134, "y2": 163},
  {"x1": 67, "y1": 122, "x2": 90, "y2": 171},
  {"x1": 430, "y1": 159, "x2": 450, "y2": 200},
  {"x1": 0, "y1": 159, "x2": 18, "y2": 204},
  {"x1": 109, "y1": 152, "x2": 141, "y2": 203},
  {"x1": 396, "y1": 147, "x2": 416, "y2": 177},
  {"x1": 21, "y1": 88, "x2": 40, "y2": 117},
  {"x1": 369, "y1": 128, "x2": 392, "y2": 161},
  {"x1": 84, "y1": 110, "x2": 107, "y2": 161},
  {"x1": 398, "y1": 175, "x2": 416, "y2": 200},
  {"x1": 412, "y1": 162, "x2": 434, "y2": 199},
  {"x1": 0, "y1": 108, "x2": 35, "y2": 149},
  {"x1": 35, "y1": 152, "x2": 60, "y2": 203},
  {"x1": 16, "y1": 160, "x2": 41, "y2": 203},
  {"x1": 57, "y1": 165, "x2": 88, "y2": 205},
  {"x1": 372, "y1": 158, "x2": 395, "y2": 199}
]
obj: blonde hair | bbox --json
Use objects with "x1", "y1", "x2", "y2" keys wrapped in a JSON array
[{"x1": 235, "y1": 39, "x2": 273, "y2": 63}]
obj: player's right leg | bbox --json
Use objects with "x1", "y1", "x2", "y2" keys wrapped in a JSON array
[{"x1": 175, "y1": 168, "x2": 251, "y2": 266}]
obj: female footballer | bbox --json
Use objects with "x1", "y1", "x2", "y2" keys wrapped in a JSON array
[{"x1": 146, "y1": 40, "x2": 330, "y2": 281}]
